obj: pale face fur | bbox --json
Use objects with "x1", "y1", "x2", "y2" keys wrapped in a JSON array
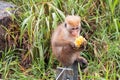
[{"x1": 65, "y1": 15, "x2": 81, "y2": 37}]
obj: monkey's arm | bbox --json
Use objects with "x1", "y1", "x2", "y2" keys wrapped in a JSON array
[
  {"x1": 52, "y1": 25, "x2": 76, "y2": 47},
  {"x1": 54, "y1": 38, "x2": 74, "y2": 47}
]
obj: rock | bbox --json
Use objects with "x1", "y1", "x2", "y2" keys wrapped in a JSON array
[
  {"x1": 0, "y1": 1, "x2": 16, "y2": 19},
  {"x1": 0, "y1": 1, "x2": 17, "y2": 52}
]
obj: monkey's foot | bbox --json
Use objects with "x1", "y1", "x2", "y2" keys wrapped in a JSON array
[{"x1": 78, "y1": 58, "x2": 88, "y2": 71}]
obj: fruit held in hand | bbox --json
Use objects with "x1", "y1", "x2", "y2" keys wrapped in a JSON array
[{"x1": 74, "y1": 36, "x2": 86, "y2": 47}]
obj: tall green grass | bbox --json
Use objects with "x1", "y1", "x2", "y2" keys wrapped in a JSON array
[{"x1": 1, "y1": 0, "x2": 120, "y2": 79}]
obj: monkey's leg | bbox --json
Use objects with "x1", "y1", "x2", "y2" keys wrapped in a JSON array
[{"x1": 76, "y1": 56, "x2": 88, "y2": 70}]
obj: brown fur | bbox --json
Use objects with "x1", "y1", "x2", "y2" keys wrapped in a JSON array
[
  {"x1": 65, "y1": 15, "x2": 80, "y2": 27},
  {"x1": 51, "y1": 15, "x2": 87, "y2": 68}
]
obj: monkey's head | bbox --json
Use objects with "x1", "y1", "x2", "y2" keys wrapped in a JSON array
[{"x1": 65, "y1": 15, "x2": 81, "y2": 37}]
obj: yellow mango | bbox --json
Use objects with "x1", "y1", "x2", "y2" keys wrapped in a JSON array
[{"x1": 74, "y1": 36, "x2": 86, "y2": 47}]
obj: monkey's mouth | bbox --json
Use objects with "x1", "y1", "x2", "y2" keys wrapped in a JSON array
[{"x1": 71, "y1": 32, "x2": 77, "y2": 37}]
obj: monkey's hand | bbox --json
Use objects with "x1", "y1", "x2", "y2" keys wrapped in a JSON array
[
  {"x1": 79, "y1": 39, "x2": 87, "y2": 50},
  {"x1": 70, "y1": 42, "x2": 76, "y2": 49}
]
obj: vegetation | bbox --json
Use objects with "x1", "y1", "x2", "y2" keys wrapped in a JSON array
[{"x1": 0, "y1": 0, "x2": 120, "y2": 79}]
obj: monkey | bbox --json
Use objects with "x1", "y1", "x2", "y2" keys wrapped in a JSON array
[{"x1": 51, "y1": 15, "x2": 88, "y2": 70}]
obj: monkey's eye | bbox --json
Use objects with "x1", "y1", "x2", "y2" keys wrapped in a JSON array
[
  {"x1": 71, "y1": 27, "x2": 80, "y2": 30},
  {"x1": 71, "y1": 28, "x2": 75, "y2": 30},
  {"x1": 76, "y1": 27, "x2": 79, "y2": 30}
]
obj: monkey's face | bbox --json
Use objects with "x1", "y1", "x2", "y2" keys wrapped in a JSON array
[
  {"x1": 65, "y1": 15, "x2": 81, "y2": 37},
  {"x1": 65, "y1": 23, "x2": 81, "y2": 37}
]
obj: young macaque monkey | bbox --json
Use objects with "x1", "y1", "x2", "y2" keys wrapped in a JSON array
[{"x1": 51, "y1": 15, "x2": 88, "y2": 70}]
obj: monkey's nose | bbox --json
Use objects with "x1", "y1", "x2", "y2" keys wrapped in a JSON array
[{"x1": 71, "y1": 30, "x2": 78, "y2": 37}]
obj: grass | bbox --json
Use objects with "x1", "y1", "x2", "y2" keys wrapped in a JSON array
[{"x1": 0, "y1": 0, "x2": 120, "y2": 79}]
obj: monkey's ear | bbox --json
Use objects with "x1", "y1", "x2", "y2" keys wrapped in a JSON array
[{"x1": 65, "y1": 23, "x2": 67, "y2": 28}]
